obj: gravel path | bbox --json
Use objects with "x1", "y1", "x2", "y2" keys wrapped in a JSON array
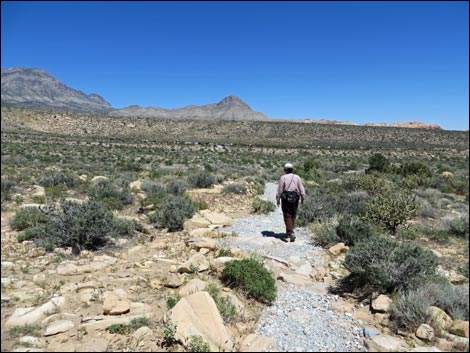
[{"x1": 219, "y1": 183, "x2": 365, "y2": 352}]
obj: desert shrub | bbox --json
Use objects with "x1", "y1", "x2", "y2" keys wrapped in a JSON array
[
  {"x1": 166, "y1": 179, "x2": 188, "y2": 196},
  {"x1": 398, "y1": 162, "x2": 432, "y2": 178},
  {"x1": 106, "y1": 317, "x2": 150, "y2": 335},
  {"x1": 156, "y1": 196, "x2": 194, "y2": 231},
  {"x1": 45, "y1": 184, "x2": 67, "y2": 201},
  {"x1": 1, "y1": 179, "x2": 16, "y2": 192},
  {"x1": 188, "y1": 335, "x2": 211, "y2": 352},
  {"x1": 38, "y1": 171, "x2": 80, "y2": 188},
  {"x1": 342, "y1": 235, "x2": 438, "y2": 294},
  {"x1": 310, "y1": 220, "x2": 340, "y2": 247},
  {"x1": 445, "y1": 214, "x2": 469, "y2": 239},
  {"x1": 89, "y1": 180, "x2": 133, "y2": 210},
  {"x1": 391, "y1": 279, "x2": 469, "y2": 331},
  {"x1": 366, "y1": 153, "x2": 389, "y2": 173},
  {"x1": 364, "y1": 186, "x2": 418, "y2": 234},
  {"x1": 222, "y1": 257, "x2": 276, "y2": 304},
  {"x1": 166, "y1": 293, "x2": 181, "y2": 309},
  {"x1": 251, "y1": 198, "x2": 275, "y2": 214},
  {"x1": 18, "y1": 200, "x2": 115, "y2": 254},
  {"x1": 111, "y1": 217, "x2": 136, "y2": 237},
  {"x1": 223, "y1": 183, "x2": 247, "y2": 195},
  {"x1": 188, "y1": 171, "x2": 215, "y2": 188},
  {"x1": 335, "y1": 215, "x2": 374, "y2": 246},
  {"x1": 11, "y1": 206, "x2": 47, "y2": 230},
  {"x1": 141, "y1": 180, "x2": 166, "y2": 198}
]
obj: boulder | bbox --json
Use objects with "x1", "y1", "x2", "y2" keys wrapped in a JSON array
[
  {"x1": 184, "y1": 215, "x2": 211, "y2": 230},
  {"x1": 210, "y1": 256, "x2": 235, "y2": 274},
  {"x1": 364, "y1": 334, "x2": 410, "y2": 352},
  {"x1": 199, "y1": 210, "x2": 234, "y2": 226},
  {"x1": 415, "y1": 324, "x2": 434, "y2": 341},
  {"x1": 168, "y1": 291, "x2": 233, "y2": 351},
  {"x1": 449, "y1": 320, "x2": 469, "y2": 338},
  {"x1": 44, "y1": 320, "x2": 75, "y2": 336},
  {"x1": 178, "y1": 253, "x2": 209, "y2": 273},
  {"x1": 189, "y1": 228, "x2": 217, "y2": 238},
  {"x1": 328, "y1": 242, "x2": 349, "y2": 256},
  {"x1": 178, "y1": 279, "x2": 207, "y2": 297},
  {"x1": 102, "y1": 291, "x2": 130, "y2": 315},
  {"x1": 5, "y1": 297, "x2": 66, "y2": 327},
  {"x1": 90, "y1": 176, "x2": 109, "y2": 185},
  {"x1": 371, "y1": 294, "x2": 393, "y2": 313},
  {"x1": 429, "y1": 306, "x2": 453, "y2": 331},
  {"x1": 186, "y1": 237, "x2": 217, "y2": 251},
  {"x1": 163, "y1": 273, "x2": 184, "y2": 288},
  {"x1": 129, "y1": 180, "x2": 142, "y2": 192}
]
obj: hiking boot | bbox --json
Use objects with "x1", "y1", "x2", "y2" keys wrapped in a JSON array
[{"x1": 289, "y1": 234, "x2": 296, "y2": 242}]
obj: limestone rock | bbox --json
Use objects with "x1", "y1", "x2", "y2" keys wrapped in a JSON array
[
  {"x1": 163, "y1": 273, "x2": 184, "y2": 288},
  {"x1": 168, "y1": 291, "x2": 233, "y2": 351},
  {"x1": 184, "y1": 214, "x2": 211, "y2": 230},
  {"x1": 18, "y1": 336, "x2": 47, "y2": 349},
  {"x1": 210, "y1": 256, "x2": 235, "y2": 274},
  {"x1": 91, "y1": 176, "x2": 109, "y2": 185},
  {"x1": 76, "y1": 338, "x2": 109, "y2": 352},
  {"x1": 199, "y1": 210, "x2": 235, "y2": 226},
  {"x1": 189, "y1": 228, "x2": 216, "y2": 237},
  {"x1": 328, "y1": 242, "x2": 349, "y2": 256},
  {"x1": 364, "y1": 334, "x2": 410, "y2": 352},
  {"x1": 178, "y1": 253, "x2": 209, "y2": 273},
  {"x1": 429, "y1": 306, "x2": 453, "y2": 331},
  {"x1": 415, "y1": 324, "x2": 434, "y2": 341},
  {"x1": 178, "y1": 279, "x2": 207, "y2": 297},
  {"x1": 102, "y1": 291, "x2": 130, "y2": 315},
  {"x1": 277, "y1": 272, "x2": 311, "y2": 286},
  {"x1": 5, "y1": 297, "x2": 66, "y2": 327},
  {"x1": 449, "y1": 320, "x2": 469, "y2": 338},
  {"x1": 186, "y1": 237, "x2": 217, "y2": 251},
  {"x1": 129, "y1": 180, "x2": 142, "y2": 192},
  {"x1": 44, "y1": 320, "x2": 75, "y2": 336},
  {"x1": 372, "y1": 294, "x2": 393, "y2": 313}
]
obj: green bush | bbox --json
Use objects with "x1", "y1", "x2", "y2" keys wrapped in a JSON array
[
  {"x1": 111, "y1": 217, "x2": 136, "y2": 237},
  {"x1": 366, "y1": 153, "x2": 389, "y2": 174},
  {"x1": 310, "y1": 221, "x2": 340, "y2": 247},
  {"x1": 188, "y1": 335, "x2": 211, "y2": 352},
  {"x1": 399, "y1": 162, "x2": 432, "y2": 178},
  {"x1": 251, "y1": 198, "x2": 275, "y2": 214},
  {"x1": 45, "y1": 184, "x2": 67, "y2": 201},
  {"x1": 11, "y1": 206, "x2": 47, "y2": 231},
  {"x1": 89, "y1": 180, "x2": 133, "y2": 210},
  {"x1": 342, "y1": 235, "x2": 438, "y2": 294},
  {"x1": 365, "y1": 186, "x2": 418, "y2": 234},
  {"x1": 157, "y1": 196, "x2": 194, "y2": 231},
  {"x1": 335, "y1": 215, "x2": 374, "y2": 246},
  {"x1": 188, "y1": 171, "x2": 215, "y2": 188},
  {"x1": 166, "y1": 179, "x2": 188, "y2": 196},
  {"x1": 222, "y1": 257, "x2": 276, "y2": 304},
  {"x1": 223, "y1": 183, "x2": 247, "y2": 195},
  {"x1": 18, "y1": 200, "x2": 116, "y2": 254},
  {"x1": 1, "y1": 179, "x2": 16, "y2": 192},
  {"x1": 445, "y1": 214, "x2": 469, "y2": 239}
]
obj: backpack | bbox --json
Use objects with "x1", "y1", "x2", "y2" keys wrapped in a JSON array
[{"x1": 280, "y1": 175, "x2": 300, "y2": 204}]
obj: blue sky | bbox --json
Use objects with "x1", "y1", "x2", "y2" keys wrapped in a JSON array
[{"x1": 2, "y1": 1, "x2": 469, "y2": 130}]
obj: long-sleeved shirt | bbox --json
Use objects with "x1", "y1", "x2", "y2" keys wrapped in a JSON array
[{"x1": 276, "y1": 173, "x2": 306, "y2": 203}]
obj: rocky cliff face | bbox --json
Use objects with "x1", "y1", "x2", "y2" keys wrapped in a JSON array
[
  {"x1": 110, "y1": 95, "x2": 268, "y2": 121},
  {"x1": 1, "y1": 68, "x2": 113, "y2": 114}
]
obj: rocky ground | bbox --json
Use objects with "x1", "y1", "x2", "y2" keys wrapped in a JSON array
[{"x1": 1, "y1": 181, "x2": 468, "y2": 352}]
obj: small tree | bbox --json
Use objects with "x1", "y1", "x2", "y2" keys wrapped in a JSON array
[{"x1": 364, "y1": 187, "x2": 418, "y2": 234}]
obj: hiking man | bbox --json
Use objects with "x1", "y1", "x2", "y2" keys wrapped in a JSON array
[{"x1": 276, "y1": 163, "x2": 306, "y2": 242}]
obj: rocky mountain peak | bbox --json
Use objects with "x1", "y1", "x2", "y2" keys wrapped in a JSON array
[{"x1": 217, "y1": 96, "x2": 250, "y2": 108}]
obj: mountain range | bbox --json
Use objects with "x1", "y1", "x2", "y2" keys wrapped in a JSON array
[{"x1": 1, "y1": 67, "x2": 441, "y2": 128}]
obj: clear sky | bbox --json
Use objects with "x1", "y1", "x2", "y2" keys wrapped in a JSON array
[{"x1": 2, "y1": 1, "x2": 469, "y2": 130}]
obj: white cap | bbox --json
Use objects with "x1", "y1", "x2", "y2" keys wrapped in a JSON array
[{"x1": 284, "y1": 163, "x2": 293, "y2": 169}]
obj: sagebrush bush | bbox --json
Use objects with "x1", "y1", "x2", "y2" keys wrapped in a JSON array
[
  {"x1": 310, "y1": 220, "x2": 340, "y2": 247},
  {"x1": 166, "y1": 179, "x2": 188, "y2": 196},
  {"x1": 38, "y1": 171, "x2": 80, "y2": 188},
  {"x1": 223, "y1": 183, "x2": 247, "y2": 195},
  {"x1": 342, "y1": 235, "x2": 438, "y2": 294},
  {"x1": 335, "y1": 215, "x2": 374, "y2": 246},
  {"x1": 89, "y1": 180, "x2": 133, "y2": 210},
  {"x1": 445, "y1": 214, "x2": 469, "y2": 239},
  {"x1": 141, "y1": 180, "x2": 166, "y2": 198},
  {"x1": 11, "y1": 206, "x2": 47, "y2": 231},
  {"x1": 188, "y1": 171, "x2": 215, "y2": 188},
  {"x1": 391, "y1": 279, "x2": 469, "y2": 331},
  {"x1": 18, "y1": 200, "x2": 116, "y2": 254},
  {"x1": 111, "y1": 217, "x2": 136, "y2": 237},
  {"x1": 222, "y1": 257, "x2": 276, "y2": 304},
  {"x1": 156, "y1": 195, "x2": 194, "y2": 231},
  {"x1": 1, "y1": 179, "x2": 16, "y2": 192},
  {"x1": 251, "y1": 198, "x2": 275, "y2": 214}
]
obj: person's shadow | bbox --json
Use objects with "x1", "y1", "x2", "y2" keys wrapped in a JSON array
[{"x1": 261, "y1": 230, "x2": 288, "y2": 243}]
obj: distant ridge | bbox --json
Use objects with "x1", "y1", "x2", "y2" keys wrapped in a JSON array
[
  {"x1": 1, "y1": 67, "x2": 442, "y2": 128},
  {"x1": 1, "y1": 67, "x2": 113, "y2": 114}
]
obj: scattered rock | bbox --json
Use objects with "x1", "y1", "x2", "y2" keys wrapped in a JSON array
[
  {"x1": 415, "y1": 323, "x2": 434, "y2": 341},
  {"x1": 429, "y1": 306, "x2": 453, "y2": 331},
  {"x1": 371, "y1": 294, "x2": 393, "y2": 313},
  {"x1": 328, "y1": 242, "x2": 349, "y2": 256},
  {"x1": 178, "y1": 278, "x2": 207, "y2": 297},
  {"x1": 177, "y1": 253, "x2": 209, "y2": 273},
  {"x1": 102, "y1": 291, "x2": 130, "y2": 315},
  {"x1": 5, "y1": 297, "x2": 66, "y2": 327},
  {"x1": 449, "y1": 320, "x2": 469, "y2": 338},
  {"x1": 44, "y1": 320, "x2": 75, "y2": 336},
  {"x1": 239, "y1": 334, "x2": 276, "y2": 352},
  {"x1": 364, "y1": 334, "x2": 410, "y2": 352}
]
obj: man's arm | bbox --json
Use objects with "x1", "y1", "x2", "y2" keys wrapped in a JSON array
[
  {"x1": 276, "y1": 176, "x2": 283, "y2": 206},
  {"x1": 298, "y1": 177, "x2": 306, "y2": 204}
]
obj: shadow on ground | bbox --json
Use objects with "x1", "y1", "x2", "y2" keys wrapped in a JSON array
[{"x1": 261, "y1": 230, "x2": 288, "y2": 243}]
